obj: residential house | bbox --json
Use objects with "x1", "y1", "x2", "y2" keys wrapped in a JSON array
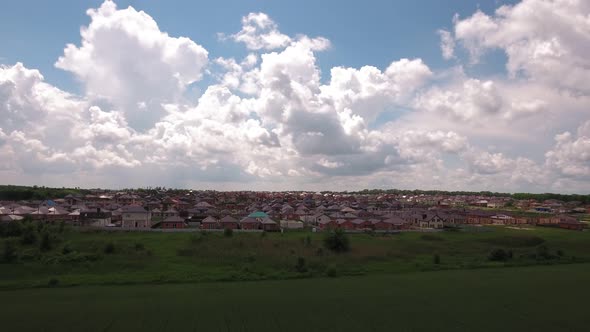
[{"x1": 121, "y1": 205, "x2": 152, "y2": 229}]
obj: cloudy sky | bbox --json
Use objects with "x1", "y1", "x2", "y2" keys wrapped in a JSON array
[{"x1": 0, "y1": 0, "x2": 589, "y2": 193}]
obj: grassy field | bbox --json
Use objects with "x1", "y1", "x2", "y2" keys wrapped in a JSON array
[
  {"x1": 1, "y1": 225, "x2": 589, "y2": 289},
  {"x1": 1, "y1": 263, "x2": 589, "y2": 331}
]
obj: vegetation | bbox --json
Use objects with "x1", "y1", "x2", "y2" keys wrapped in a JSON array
[
  {"x1": 323, "y1": 229, "x2": 350, "y2": 253},
  {"x1": 0, "y1": 264, "x2": 589, "y2": 331},
  {"x1": 0, "y1": 185, "x2": 87, "y2": 200},
  {"x1": 0, "y1": 225, "x2": 588, "y2": 289}
]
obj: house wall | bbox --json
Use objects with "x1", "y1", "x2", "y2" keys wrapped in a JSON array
[{"x1": 122, "y1": 212, "x2": 151, "y2": 228}]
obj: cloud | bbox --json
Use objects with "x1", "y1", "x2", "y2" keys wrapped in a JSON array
[
  {"x1": 437, "y1": 29, "x2": 455, "y2": 60},
  {"x1": 55, "y1": 0, "x2": 208, "y2": 129},
  {"x1": 453, "y1": 0, "x2": 590, "y2": 95},
  {"x1": 226, "y1": 12, "x2": 292, "y2": 50},
  {"x1": 0, "y1": 0, "x2": 589, "y2": 193},
  {"x1": 546, "y1": 122, "x2": 590, "y2": 178}
]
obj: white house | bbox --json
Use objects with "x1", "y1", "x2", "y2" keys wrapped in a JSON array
[{"x1": 121, "y1": 205, "x2": 152, "y2": 228}]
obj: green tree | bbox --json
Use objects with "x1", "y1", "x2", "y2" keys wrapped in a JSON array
[
  {"x1": 39, "y1": 231, "x2": 52, "y2": 252},
  {"x1": 323, "y1": 229, "x2": 350, "y2": 253},
  {"x1": 3, "y1": 240, "x2": 18, "y2": 262},
  {"x1": 21, "y1": 224, "x2": 38, "y2": 245}
]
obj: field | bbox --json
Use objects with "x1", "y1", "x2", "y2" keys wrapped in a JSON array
[
  {"x1": 1, "y1": 226, "x2": 590, "y2": 289},
  {"x1": 1, "y1": 225, "x2": 590, "y2": 331},
  {"x1": 1, "y1": 264, "x2": 589, "y2": 331}
]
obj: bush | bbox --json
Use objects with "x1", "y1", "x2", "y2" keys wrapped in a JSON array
[
  {"x1": 323, "y1": 229, "x2": 350, "y2": 253},
  {"x1": 326, "y1": 265, "x2": 338, "y2": 278},
  {"x1": 315, "y1": 247, "x2": 324, "y2": 256},
  {"x1": 62, "y1": 243, "x2": 73, "y2": 255},
  {"x1": 224, "y1": 228, "x2": 233, "y2": 237},
  {"x1": 21, "y1": 224, "x2": 38, "y2": 245},
  {"x1": 103, "y1": 242, "x2": 115, "y2": 254},
  {"x1": 47, "y1": 277, "x2": 59, "y2": 287},
  {"x1": 0, "y1": 221, "x2": 23, "y2": 238},
  {"x1": 295, "y1": 257, "x2": 307, "y2": 273},
  {"x1": 2, "y1": 240, "x2": 18, "y2": 263},
  {"x1": 433, "y1": 254, "x2": 441, "y2": 264},
  {"x1": 536, "y1": 245, "x2": 553, "y2": 260},
  {"x1": 488, "y1": 248, "x2": 510, "y2": 262},
  {"x1": 39, "y1": 231, "x2": 52, "y2": 252},
  {"x1": 134, "y1": 242, "x2": 145, "y2": 251}
]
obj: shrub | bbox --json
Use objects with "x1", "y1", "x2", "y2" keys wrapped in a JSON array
[
  {"x1": 433, "y1": 254, "x2": 441, "y2": 264},
  {"x1": 556, "y1": 249, "x2": 564, "y2": 257},
  {"x1": 62, "y1": 243, "x2": 73, "y2": 255},
  {"x1": 39, "y1": 231, "x2": 52, "y2": 252},
  {"x1": 103, "y1": 242, "x2": 115, "y2": 254},
  {"x1": 224, "y1": 228, "x2": 233, "y2": 237},
  {"x1": 326, "y1": 265, "x2": 338, "y2": 278},
  {"x1": 47, "y1": 278, "x2": 59, "y2": 287},
  {"x1": 315, "y1": 247, "x2": 324, "y2": 256},
  {"x1": 0, "y1": 221, "x2": 23, "y2": 238},
  {"x1": 295, "y1": 257, "x2": 307, "y2": 273},
  {"x1": 21, "y1": 224, "x2": 38, "y2": 245},
  {"x1": 134, "y1": 242, "x2": 145, "y2": 251},
  {"x1": 488, "y1": 248, "x2": 510, "y2": 261},
  {"x1": 536, "y1": 245, "x2": 553, "y2": 260},
  {"x1": 323, "y1": 229, "x2": 350, "y2": 253},
  {"x1": 2, "y1": 240, "x2": 18, "y2": 263}
]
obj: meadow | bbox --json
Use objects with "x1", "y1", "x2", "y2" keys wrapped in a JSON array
[
  {"x1": 1, "y1": 264, "x2": 589, "y2": 331},
  {"x1": 1, "y1": 224, "x2": 589, "y2": 289}
]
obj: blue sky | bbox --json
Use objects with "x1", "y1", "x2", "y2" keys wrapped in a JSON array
[
  {"x1": 0, "y1": 0, "x2": 514, "y2": 93},
  {"x1": 0, "y1": 0, "x2": 588, "y2": 193}
]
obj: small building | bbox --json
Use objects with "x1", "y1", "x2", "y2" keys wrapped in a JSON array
[
  {"x1": 121, "y1": 205, "x2": 151, "y2": 229},
  {"x1": 219, "y1": 215, "x2": 239, "y2": 229},
  {"x1": 80, "y1": 208, "x2": 112, "y2": 227},
  {"x1": 155, "y1": 216, "x2": 187, "y2": 229},
  {"x1": 240, "y1": 217, "x2": 261, "y2": 230},
  {"x1": 201, "y1": 216, "x2": 220, "y2": 229}
]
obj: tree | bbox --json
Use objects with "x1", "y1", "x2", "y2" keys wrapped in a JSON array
[
  {"x1": 3, "y1": 240, "x2": 18, "y2": 262},
  {"x1": 224, "y1": 228, "x2": 233, "y2": 237},
  {"x1": 39, "y1": 231, "x2": 52, "y2": 252},
  {"x1": 21, "y1": 224, "x2": 38, "y2": 245},
  {"x1": 323, "y1": 229, "x2": 350, "y2": 253},
  {"x1": 433, "y1": 254, "x2": 441, "y2": 264},
  {"x1": 488, "y1": 248, "x2": 510, "y2": 261}
]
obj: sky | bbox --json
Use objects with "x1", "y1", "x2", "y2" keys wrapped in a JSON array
[{"x1": 0, "y1": 0, "x2": 589, "y2": 193}]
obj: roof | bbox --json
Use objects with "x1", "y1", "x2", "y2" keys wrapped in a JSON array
[
  {"x1": 202, "y1": 216, "x2": 218, "y2": 223},
  {"x1": 240, "y1": 217, "x2": 260, "y2": 224},
  {"x1": 248, "y1": 211, "x2": 268, "y2": 218},
  {"x1": 219, "y1": 215, "x2": 238, "y2": 223},
  {"x1": 121, "y1": 205, "x2": 148, "y2": 213},
  {"x1": 163, "y1": 216, "x2": 185, "y2": 223}
]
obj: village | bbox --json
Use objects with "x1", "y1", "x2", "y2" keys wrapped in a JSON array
[{"x1": 0, "y1": 190, "x2": 587, "y2": 232}]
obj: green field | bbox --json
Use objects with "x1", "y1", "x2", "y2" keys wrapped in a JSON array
[
  {"x1": 1, "y1": 226, "x2": 590, "y2": 331},
  {"x1": 1, "y1": 226, "x2": 589, "y2": 289},
  {"x1": 1, "y1": 264, "x2": 589, "y2": 331}
]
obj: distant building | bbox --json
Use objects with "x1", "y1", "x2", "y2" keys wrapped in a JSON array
[{"x1": 121, "y1": 205, "x2": 151, "y2": 228}]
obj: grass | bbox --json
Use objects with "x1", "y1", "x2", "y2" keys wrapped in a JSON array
[
  {"x1": 1, "y1": 263, "x2": 589, "y2": 331},
  {"x1": 0, "y1": 225, "x2": 589, "y2": 289}
]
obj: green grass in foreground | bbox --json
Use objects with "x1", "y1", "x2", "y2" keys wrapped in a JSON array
[
  {"x1": 1, "y1": 226, "x2": 589, "y2": 289},
  {"x1": 1, "y1": 264, "x2": 589, "y2": 332}
]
